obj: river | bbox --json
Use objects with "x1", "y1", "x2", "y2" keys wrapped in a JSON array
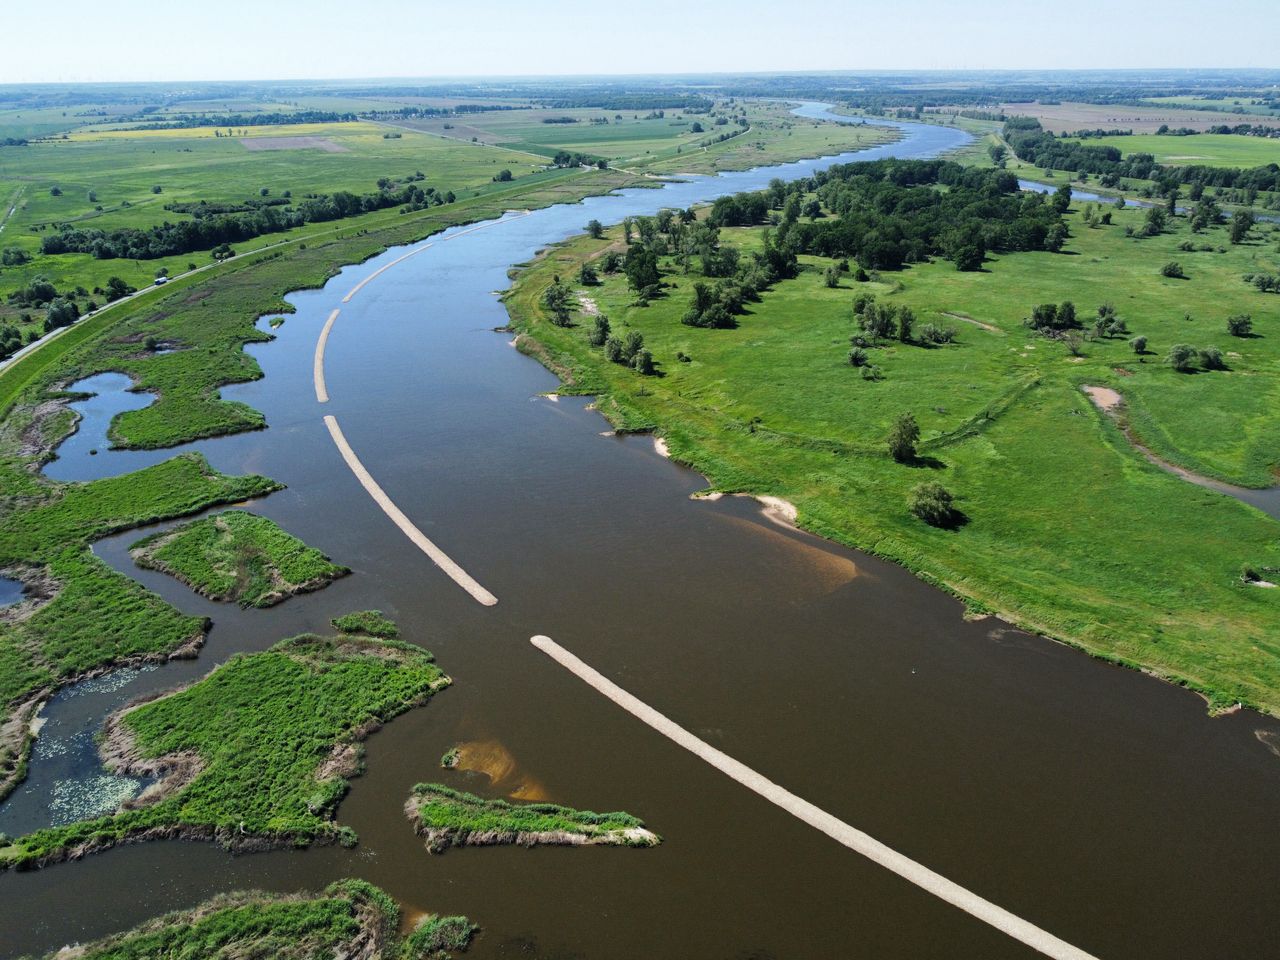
[{"x1": 2, "y1": 104, "x2": 1278, "y2": 960}]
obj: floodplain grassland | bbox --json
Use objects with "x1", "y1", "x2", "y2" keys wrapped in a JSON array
[
  {"x1": 26, "y1": 878, "x2": 476, "y2": 960},
  {"x1": 0, "y1": 628, "x2": 449, "y2": 869},
  {"x1": 1062, "y1": 132, "x2": 1280, "y2": 169},
  {"x1": 131, "y1": 510, "x2": 349, "y2": 607},
  {"x1": 391, "y1": 99, "x2": 897, "y2": 175},
  {"x1": 506, "y1": 193, "x2": 1280, "y2": 714},
  {"x1": 407, "y1": 783, "x2": 658, "y2": 852}
]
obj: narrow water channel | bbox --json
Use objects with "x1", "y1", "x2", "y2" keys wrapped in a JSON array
[{"x1": 2, "y1": 105, "x2": 1278, "y2": 960}]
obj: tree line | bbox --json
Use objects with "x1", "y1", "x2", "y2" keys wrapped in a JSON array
[
  {"x1": 39, "y1": 181, "x2": 457, "y2": 261},
  {"x1": 1004, "y1": 118, "x2": 1280, "y2": 194}
]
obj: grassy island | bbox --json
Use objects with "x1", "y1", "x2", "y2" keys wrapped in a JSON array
[
  {"x1": 506, "y1": 160, "x2": 1280, "y2": 713},
  {"x1": 0, "y1": 625, "x2": 449, "y2": 869},
  {"x1": 131, "y1": 510, "x2": 348, "y2": 607},
  {"x1": 406, "y1": 783, "x2": 659, "y2": 853},
  {"x1": 0, "y1": 454, "x2": 281, "y2": 801},
  {"x1": 27, "y1": 879, "x2": 475, "y2": 960}
]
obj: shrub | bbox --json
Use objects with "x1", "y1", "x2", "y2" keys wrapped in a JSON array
[
  {"x1": 909, "y1": 482, "x2": 961, "y2": 528},
  {"x1": 1167, "y1": 343, "x2": 1198, "y2": 372},
  {"x1": 632, "y1": 348, "x2": 655, "y2": 375},
  {"x1": 919, "y1": 323, "x2": 956, "y2": 345},
  {"x1": 603, "y1": 336, "x2": 623, "y2": 363},
  {"x1": 1199, "y1": 345, "x2": 1225, "y2": 370},
  {"x1": 1130, "y1": 335, "x2": 1148, "y2": 355},
  {"x1": 887, "y1": 412, "x2": 919, "y2": 463},
  {"x1": 1226, "y1": 314, "x2": 1253, "y2": 337},
  {"x1": 1160, "y1": 261, "x2": 1185, "y2": 279},
  {"x1": 848, "y1": 346, "x2": 869, "y2": 367},
  {"x1": 587, "y1": 315, "x2": 610, "y2": 347}
]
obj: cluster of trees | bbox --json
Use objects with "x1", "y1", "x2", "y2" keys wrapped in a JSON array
[
  {"x1": 591, "y1": 319, "x2": 654, "y2": 375},
  {"x1": 615, "y1": 207, "x2": 798, "y2": 319},
  {"x1": 1005, "y1": 118, "x2": 1280, "y2": 194},
  {"x1": 1, "y1": 247, "x2": 31, "y2": 266},
  {"x1": 1167, "y1": 343, "x2": 1227, "y2": 372},
  {"x1": 717, "y1": 159, "x2": 1070, "y2": 272},
  {"x1": 1025, "y1": 300, "x2": 1133, "y2": 342},
  {"x1": 39, "y1": 180, "x2": 457, "y2": 260},
  {"x1": 1244, "y1": 273, "x2": 1279, "y2": 293},
  {"x1": 552, "y1": 150, "x2": 607, "y2": 169}
]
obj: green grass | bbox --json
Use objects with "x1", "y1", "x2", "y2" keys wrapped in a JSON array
[
  {"x1": 408, "y1": 783, "x2": 656, "y2": 852},
  {"x1": 24, "y1": 878, "x2": 475, "y2": 960},
  {"x1": 1064, "y1": 133, "x2": 1280, "y2": 169},
  {"x1": 131, "y1": 510, "x2": 348, "y2": 607},
  {"x1": 0, "y1": 453, "x2": 281, "y2": 796},
  {"x1": 332, "y1": 609, "x2": 400, "y2": 638},
  {"x1": 507, "y1": 201, "x2": 1280, "y2": 714},
  {"x1": 1, "y1": 629, "x2": 449, "y2": 869}
]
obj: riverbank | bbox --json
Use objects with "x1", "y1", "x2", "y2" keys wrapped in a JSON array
[{"x1": 505, "y1": 197, "x2": 1280, "y2": 714}]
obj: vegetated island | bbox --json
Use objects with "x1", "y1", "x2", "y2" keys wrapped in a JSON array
[
  {"x1": 0, "y1": 622, "x2": 448, "y2": 870},
  {"x1": 0, "y1": 453, "x2": 282, "y2": 803},
  {"x1": 131, "y1": 509, "x2": 348, "y2": 607},
  {"x1": 28, "y1": 879, "x2": 475, "y2": 960},
  {"x1": 406, "y1": 783, "x2": 660, "y2": 853},
  {"x1": 333, "y1": 608, "x2": 401, "y2": 638},
  {"x1": 505, "y1": 157, "x2": 1280, "y2": 714}
]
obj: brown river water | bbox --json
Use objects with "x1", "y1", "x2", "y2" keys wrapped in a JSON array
[{"x1": 2, "y1": 108, "x2": 1278, "y2": 959}]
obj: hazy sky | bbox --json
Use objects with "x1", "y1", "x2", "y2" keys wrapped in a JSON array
[{"x1": 5, "y1": 0, "x2": 1278, "y2": 83}]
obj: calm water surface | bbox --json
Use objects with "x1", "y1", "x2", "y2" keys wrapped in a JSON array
[{"x1": 2, "y1": 105, "x2": 1278, "y2": 960}]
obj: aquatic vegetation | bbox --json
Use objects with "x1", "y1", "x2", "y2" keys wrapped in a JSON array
[
  {"x1": 0, "y1": 626, "x2": 449, "y2": 869},
  {"x1": 30, "y1": 878, "x2": 475, "y2": 960},
  {"x1": 132, "y1": 510, "x2": 348, "y2": 607},
  {"x1": 407, "y1": 783, "x2": 659, "y2": 852}
]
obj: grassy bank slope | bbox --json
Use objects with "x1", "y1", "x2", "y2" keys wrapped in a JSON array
[{"x1": 506, "y1": 199, "x2": 1280, "y2": 713}]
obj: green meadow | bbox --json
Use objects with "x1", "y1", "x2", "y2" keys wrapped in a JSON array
[
  {"x1": 508, "y1": 196, "x2": 1280, "y2": 713},
  {"x1": 1063, "y1": 132, "x2": 1280, "y2": 169}
]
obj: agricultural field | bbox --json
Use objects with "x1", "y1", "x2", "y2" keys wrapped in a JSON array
[
  {"x1": 391, "y1": 99, "x2": 896, "y2": 174},
  {"x1": 508, "y1": 186, "x2": 1280, "y2": 713},
  {"x1": 0, "y1": 628, "x2": 450, "y2": 869},
  {"x1": 131, "y1": 510, "x2": 349, "y2": 607},
  {"x1": 1143, "y1": 95, "x2": 1280, "y2": 118},
  {"x1": 0, "y1": 120, "x2": 546, "y2": 329},
  {"x1": 1000, "y1": 100, "x2": 1280, "y2": 134},
  {"x1": 28, "y1": 879, "x2": 475, "y2": 960},
  {"x1": 1062, "y1": 132, "x2": 1280, "y2": 169}
]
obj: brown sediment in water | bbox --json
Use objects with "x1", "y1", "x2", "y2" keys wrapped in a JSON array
[{"x1": 447, "y1": 739, "x2": 549, "y2": 801}]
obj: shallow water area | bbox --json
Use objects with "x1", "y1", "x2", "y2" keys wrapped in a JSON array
[{"x1": 0, "y1": 576, "x2": 23, "y2": 607}]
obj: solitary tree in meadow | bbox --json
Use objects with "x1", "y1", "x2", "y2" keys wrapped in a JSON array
[{"x1": 887, "y1": 413, "x2": 920, "y2": 463}]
